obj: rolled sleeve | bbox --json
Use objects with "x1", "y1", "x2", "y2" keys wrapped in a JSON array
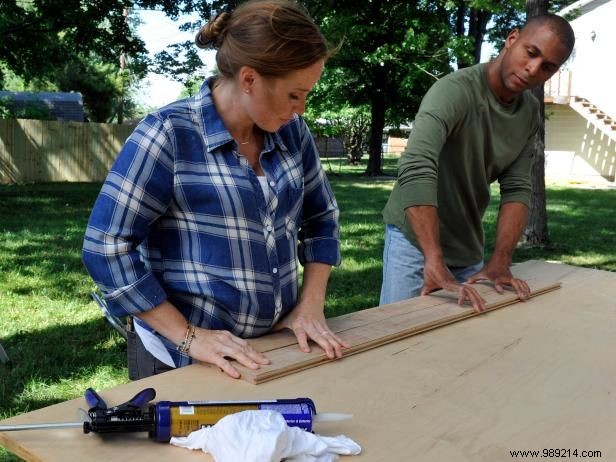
[{"x1": 105, "y1": 272, "x2": 168, "y2": 317}]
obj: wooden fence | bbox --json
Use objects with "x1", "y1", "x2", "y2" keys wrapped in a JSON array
[{"x1": 0, "y1": 119, "x2": 135, "y2": 183}]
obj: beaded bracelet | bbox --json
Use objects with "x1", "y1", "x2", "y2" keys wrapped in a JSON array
[{"x1": 176, "y1": 324, "x2": 196, "y2": 354}]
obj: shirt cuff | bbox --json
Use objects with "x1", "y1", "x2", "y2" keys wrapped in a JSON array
[
  {"x1": 397, "y1": 181, "x2": 438, "y2": 209},
  {"x1": 104, "y1": 272, "x2": 168, "y2": 318},
  {"x1": 299, "y1": 237, "x2": 341, "y2": 267},
  {"x1": 500, "y1": 192, "x2": 531, "y2": 208}
]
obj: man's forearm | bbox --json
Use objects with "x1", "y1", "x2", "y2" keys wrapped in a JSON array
[
  {"x1": 405, "y1": 205, "x2": 488, "y2": 310},
  {"x1": 492, "y1": 202, "x2": 529, "y2": 265},
  {"x1": 405, "y1": 206, "x2": 444, "y2": 264}
]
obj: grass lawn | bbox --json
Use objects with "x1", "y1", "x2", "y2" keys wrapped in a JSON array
[{"x1": 1, "y1": 156, "x2": 615, "y2": 461}]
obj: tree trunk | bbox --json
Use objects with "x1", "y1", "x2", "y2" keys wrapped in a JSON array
[
  {"x1": 455, "y1": 1, "x2": 466, "y2": 38},
  {"x1": 365, "y1": 81, "x2": 386, "y2": 176},
  {"x1": 522, "y1": 0, "x2": 550, "y2": 246},
  {"x1": 457, "y1": 7, "x2": 492, "y2": 68},
  {"x1": 471, "y1": 9, "x2": 492, "y2": 64},
  {"x1": 116, "y1": 7, "x2": 129, "y2": 124}
]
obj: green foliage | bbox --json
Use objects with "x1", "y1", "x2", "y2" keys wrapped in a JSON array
[
  {"x1": 387, "y1": 127, "x2": 410, "y2": 138},
  {"x1": 55, "y1": 60, "x2": 125, "y2": 122},
  {"x1": 0, "y1": 1, "x2": 153, "y2": 122},
  {"x1": 306, "y1": 0, "x2": 455, "y2": 175},
  {"x1": 2, "y1": 58, "x2": 145, "y2": 123},
  {"x1": 305, "y1": 105, "x2": 371, "y2": 165},
  {"x1": 0, "y1": 1, "x2": 147, "y2": 85},
  {"x1": 153, "y1": 42, "x2": 207, "y2": 84},
  {"x1": 139, "y1": 1, "x2": 240, "y2": 82},
  {"x1": 0, "y1": 1, "x2": 247, "y2": 121},
  {"x1": 311, "y1": 1, "x2": 453, "y2": 121},
  {"x1": 178, "y1": 75, "x2": 206, "y2": 99},
  {"x1": 137, "y1": 0, "x2": 237, "y2": 21}
]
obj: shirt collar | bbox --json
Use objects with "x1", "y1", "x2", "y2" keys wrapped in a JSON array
[
  {"x1": 194, "y1": 78, "x2": 234, "y2": 153},
  {"x1": 195, "y1": 77, "x2": 291, "y2": 155}
]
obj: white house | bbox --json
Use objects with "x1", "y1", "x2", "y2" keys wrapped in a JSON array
[{"x1": 545, "y1": 0, "x2": 616, "y2": 183}]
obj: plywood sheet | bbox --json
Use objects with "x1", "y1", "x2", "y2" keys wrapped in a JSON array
[{"x1": 237, "y1": 278, "x2": 561, "y2": 384}]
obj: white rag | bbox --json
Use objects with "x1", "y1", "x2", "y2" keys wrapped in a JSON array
[{"x1": 169, "y1": 410, "x2": 362, "y2": 462}]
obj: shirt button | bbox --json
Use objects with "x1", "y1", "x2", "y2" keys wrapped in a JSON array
[
  {"x1": 269, "y1": 180, "x2": 275, "y2": 187},
  {"x1": 266, "y1": 225, "x2": 273, "y2": 232},
  {"x1": 272, "y1": 268, "x2": 278, "y2": 274}
]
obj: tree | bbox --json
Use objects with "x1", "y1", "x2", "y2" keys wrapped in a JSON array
[
  {"x1": 308, "y1": 0, "x2": 454, "y2": 176},
  {"x1": 453, "y1": 0, "x2": 529, "y2": 68},
  {"x1": 453, "y1": 1, "x2": 502, "y2": 68},
  {"x1": 140, "y1": 0, "x2": 240, "y2": 83},
  {"x1": 0, "y1": 1, "x2": 153, "y2": 122},
  {"x1": 179, "y1": 75, "x2": 206, "y2": 99},
  {"x1": 521, "y1": 0, "x2": 550, "y2": 247},
  {"x1": 520, "y1": 0, "x2": 578, "y2": 247},
  {"x1": 0, "y1": 1, "x2": 149, "y2": 84},
  {"x1": 305, "y1": 105, "x2": 371, "y2": 166}
]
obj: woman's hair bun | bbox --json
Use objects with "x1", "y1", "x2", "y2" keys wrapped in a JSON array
[{"x1": 195, "y1": 12, "x2": 230, "y2": 49}]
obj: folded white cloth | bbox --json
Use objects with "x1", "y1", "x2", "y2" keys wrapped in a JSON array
[{"x1": 169, "y1": 409, "x2": 361, "y2": 462}]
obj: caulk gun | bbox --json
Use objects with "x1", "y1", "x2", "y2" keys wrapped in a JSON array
[{"x1": 0, "y1": 388, "x2": 351, "y2": 442}]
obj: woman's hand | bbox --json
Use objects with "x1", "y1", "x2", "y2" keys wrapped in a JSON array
[
  {"x1": 274, "y1": 300, "x2": 350, "y2": 359},
  {"x1": 188, "y1": 328, "x2": 270, "y2": 379},
  {"x1": 136, "y1": 301, "x2": 269, "y2": 379}
]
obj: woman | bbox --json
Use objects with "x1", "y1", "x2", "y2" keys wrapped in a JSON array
[{"x1": 82, "y1": 0, "x2": 349, "y2": 380}]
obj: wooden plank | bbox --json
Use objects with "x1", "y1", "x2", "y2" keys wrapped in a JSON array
[
  {"x1": 251, "y1": 278, "x2": 555, "y2": 353},
  {"x1": 237, "y1": 278, "x2": 561, "y2": 384}
]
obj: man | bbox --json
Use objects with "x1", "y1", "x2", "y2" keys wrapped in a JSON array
[{"x1": 381, "y1": 14, "x2": 575, "y2": 312}]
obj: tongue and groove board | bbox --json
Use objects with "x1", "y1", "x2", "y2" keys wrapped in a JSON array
[{"x1": 234, "y1": 265, "x2": 561, "y2": 384}]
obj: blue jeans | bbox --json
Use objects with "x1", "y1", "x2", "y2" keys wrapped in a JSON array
[{"x1": 379, "y1": 224, "x2": 484, "y2": 305}]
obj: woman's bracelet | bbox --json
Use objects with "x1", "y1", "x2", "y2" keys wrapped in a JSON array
[{"x1": 176, "y1": 324, "x2": 196, "y2": 354}]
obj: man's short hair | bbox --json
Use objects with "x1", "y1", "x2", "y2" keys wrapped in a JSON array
[{"x1": 522, "y1": 14, "x2": 576, "y2": 53}]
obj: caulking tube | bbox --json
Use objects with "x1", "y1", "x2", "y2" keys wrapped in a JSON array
[{"x1": 153, "y1": 398, "x2": 317, "y2": 442}]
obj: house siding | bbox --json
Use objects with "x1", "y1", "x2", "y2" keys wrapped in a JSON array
[
  {"x1": 567, "y1": 0, "x2": 616, "y2": 119},
  {"x1": 546, "y1": 104, "x2": 616, "y2": 182}
]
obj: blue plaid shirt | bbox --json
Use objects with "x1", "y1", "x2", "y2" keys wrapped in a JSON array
[{"x1": 83, "y1": 79, "x2": 340, "y2": 366}]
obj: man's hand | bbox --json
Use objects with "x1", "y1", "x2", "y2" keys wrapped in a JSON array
[
  {"x1": 188, "y1": 328, "x2": 271, "y2": 379},
  {"x1": 471, "y1": 202, "x2": 530, "y2": 301},
  {"x1": 274, "y1": 300, "x2": 350, "y2": 360},
  {"x1": 466, "y1": 260, "x2": 530, "y2": 301},
  {"x1": 422, "y1": 260, "x2": 487, "y2": 313},
  {"x1": 406, "y1": 205, "x2": 485, "y2": 313}
]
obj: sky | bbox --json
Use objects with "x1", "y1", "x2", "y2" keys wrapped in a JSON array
[{"x1": 135, "y1": 9, "x2": 216, "y2": 109}]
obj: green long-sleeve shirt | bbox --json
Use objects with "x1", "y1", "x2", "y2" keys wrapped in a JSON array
[{"x1": 383, "y1": 63, "x2": 539, "y2": 266}]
